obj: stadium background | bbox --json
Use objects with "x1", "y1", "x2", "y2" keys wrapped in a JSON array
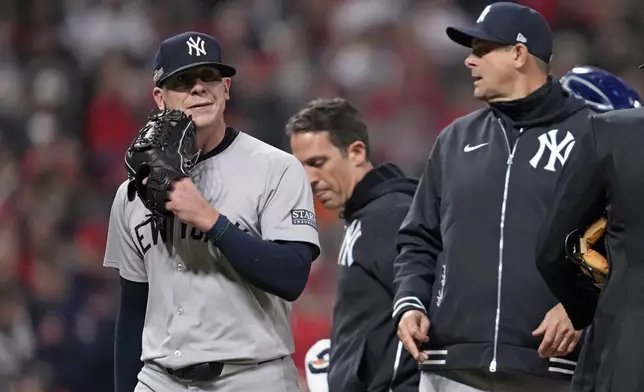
[{"x1": 0, "y1": 0, "x2": 642, "y2": 391}]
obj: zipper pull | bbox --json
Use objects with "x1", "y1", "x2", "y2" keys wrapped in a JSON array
[
  {"x1": 489, "y1": 360, "x2": 497, "y2": 373},
  {"x1": 507, "y1": 143, "x2": 518, "y2": 165}
]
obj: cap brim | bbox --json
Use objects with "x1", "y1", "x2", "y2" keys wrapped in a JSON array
[
  {"x1": 446, "y1": 26, "x2": 507, "y2": 48},
  {"x1": 639, "y1": 64, "x2": 644, "y2": 69},
  {"x1": 156, "y1": 61, "x2": 237, "y2": 86}
]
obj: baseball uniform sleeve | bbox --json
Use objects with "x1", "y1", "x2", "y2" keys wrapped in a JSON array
[
  {"x1": 104, "y1": 181, "x2": 148, "y2": 283},
  {"x1": 260, "y1": 155, "x2": 320, "y2": 251}
]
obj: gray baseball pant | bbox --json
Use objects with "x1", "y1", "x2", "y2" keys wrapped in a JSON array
[{"x1": 134, "y1": 356, "x2": 300, "y2": 392}]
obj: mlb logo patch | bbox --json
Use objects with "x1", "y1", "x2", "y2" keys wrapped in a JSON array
[{"x1": 291, "y1": 209, "x2": 317, "y2": 230}]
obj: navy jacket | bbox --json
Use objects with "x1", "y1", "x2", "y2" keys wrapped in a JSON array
[
  {"x1": 393, "y1": 78, "x2": 591, "y2": 380},
  {"x1": 330, "y1": 163, "x2": 420, "y2": 392},
  {"x1": 537, "y1": 108, "x2": 644, "y2": 392}
]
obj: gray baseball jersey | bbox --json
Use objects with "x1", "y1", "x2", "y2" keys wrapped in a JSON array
[{"x1": 103, "y1": 130, "x2": 320, "y2": 369}]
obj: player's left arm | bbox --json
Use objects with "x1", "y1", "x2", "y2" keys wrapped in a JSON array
[
  {"x1": 255, "y1": 154, "x2": 320, "y2": 256},
  {"x1": 535, "y1": 125, "x2": 606, "y2": 330},
  {"x1": 205, "y1": 156, "x2": 320, "y2": 301}
]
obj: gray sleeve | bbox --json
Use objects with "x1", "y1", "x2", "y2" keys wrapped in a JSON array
[
  {"x1": 259, "y1": 155, "x2": 320, "y2": 249},
  {"x1": 103, "y1": 181, "x2": 148, "y2": 283}
]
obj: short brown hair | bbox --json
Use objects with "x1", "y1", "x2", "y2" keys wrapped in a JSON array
[{"x1": 285, "y1": 98, "x2": 370, "y2": 159}]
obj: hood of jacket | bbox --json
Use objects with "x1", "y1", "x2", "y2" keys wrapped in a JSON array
[{"x1": 342, "y1": 162, "x2": 418, "y2": 222}]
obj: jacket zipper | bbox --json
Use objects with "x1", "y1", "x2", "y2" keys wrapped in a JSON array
[{"x1": 489, "y1": 120, "x2": 522, "y2": 373}]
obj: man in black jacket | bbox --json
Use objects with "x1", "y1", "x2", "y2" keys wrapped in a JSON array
[
  {"x1": 287, "y1": 97, "x2": 420, "y2": 392},
  {"x1": 392, "y1": 3, "x2": 593, "y2": 391},
  {"x1": 535, "y1": 104, "x2": 644, "y2": 390}
]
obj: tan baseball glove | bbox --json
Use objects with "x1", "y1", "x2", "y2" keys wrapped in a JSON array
[{"x1": 564, "y1": 216, "x2": 609, "y2": 290}]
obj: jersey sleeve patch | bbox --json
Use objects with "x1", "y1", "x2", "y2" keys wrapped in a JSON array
[{"x1": 291, "y1": 209, "x2": 317, "y2": 230}]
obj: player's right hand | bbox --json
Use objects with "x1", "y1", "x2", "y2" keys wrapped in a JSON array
[{"x1": 397, "y1": 310, "x2": 430, "y2": 363}]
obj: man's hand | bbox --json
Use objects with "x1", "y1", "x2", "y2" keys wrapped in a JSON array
[
  {"x1": 532, "y1": 303, "x2": 583, "y2": 358},
  {"x1": 397, "y1": 310, "x2": 430, "y2": 363},
  {"x1": 166, "y1": 178, "x2": 220, "y2": 232}
]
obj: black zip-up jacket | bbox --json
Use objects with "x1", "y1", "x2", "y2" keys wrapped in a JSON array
[
  {"x1": 536, "y1": 108, "x2": 644, "y2": 392},
  {"x1": 392, "y1": 77, "x2": 592, "y2": 380},
  {"x1": 329, "y1": 163, "x2": 420, "y2": 392}
]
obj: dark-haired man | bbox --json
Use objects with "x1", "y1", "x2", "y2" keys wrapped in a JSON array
[{"x1": 288, "y1": 97, "x2": 420, "y2": 392}]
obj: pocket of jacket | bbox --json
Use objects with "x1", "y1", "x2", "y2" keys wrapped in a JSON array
[{"x1": 358, "y1": 327, "x2": 398, "y2": 390}]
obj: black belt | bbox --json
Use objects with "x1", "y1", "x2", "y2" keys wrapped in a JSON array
[
  {"x1": 165, "y1": 362, "x2": 225, "y2": 382},
  {"x1": 159, "y1": 357, "x2": 284, "y2": 383}
]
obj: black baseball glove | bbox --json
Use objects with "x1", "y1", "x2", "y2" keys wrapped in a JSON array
[{"x1": 124, "y1": 109, "x2": 200, "y2": 218}]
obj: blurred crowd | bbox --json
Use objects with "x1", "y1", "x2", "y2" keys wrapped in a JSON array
[{"x1": 1, "y1": 0, "x2": 643, "y2": 391}]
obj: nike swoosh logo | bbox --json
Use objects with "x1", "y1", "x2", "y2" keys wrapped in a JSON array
[{"x1": 464, "y1": 143, "x2": 489, "y2": 152}]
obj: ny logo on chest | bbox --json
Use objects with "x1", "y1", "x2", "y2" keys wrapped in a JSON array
[
  {"x1": 338, "y1": 220, "x2": 362, "y2": 267},
  {"x1": 529, "y1": 129, "x2": 575, "y2": 172}
]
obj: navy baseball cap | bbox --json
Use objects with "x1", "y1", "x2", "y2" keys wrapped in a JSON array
[
  {"x1": 152, "y1": 31, "x2": 236, "y2": 87},
  {"x1": 446, "y1": 2, "x2": 553, "y2": 64}
]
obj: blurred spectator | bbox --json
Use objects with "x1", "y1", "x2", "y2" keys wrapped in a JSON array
[
  {"x1": 61, "y1": 0, "x2": 155, "y2": 69},
  {"x1": 0, "y1": 284, "x2": 35, "y2": 383}
]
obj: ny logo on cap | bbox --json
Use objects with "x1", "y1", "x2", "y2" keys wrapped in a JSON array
[
  {"x1": 477, "y1": 5, "x2": 491, "y2": 23},
  {"x1": 186, "y1": 36, "x2": 206, "y2": 56},
  {"x1": 153, "y1": 67, "x2": 164, "y2": 83}
]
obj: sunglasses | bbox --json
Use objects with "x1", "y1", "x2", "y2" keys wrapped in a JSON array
[
  {"x1": 471, "y1": 41, "x2": 513, "y2": 58},
  {"x1": 165, "y1": 68, "x2": 223, "y2": 90}
]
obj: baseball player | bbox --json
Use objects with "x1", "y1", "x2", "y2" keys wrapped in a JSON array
[
  {"x1": 103, "y1": 31, "x2": 320, "y2": 392},
  {"x1": 536, "y1": 66, "x2": 642, "y2": 392}
]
